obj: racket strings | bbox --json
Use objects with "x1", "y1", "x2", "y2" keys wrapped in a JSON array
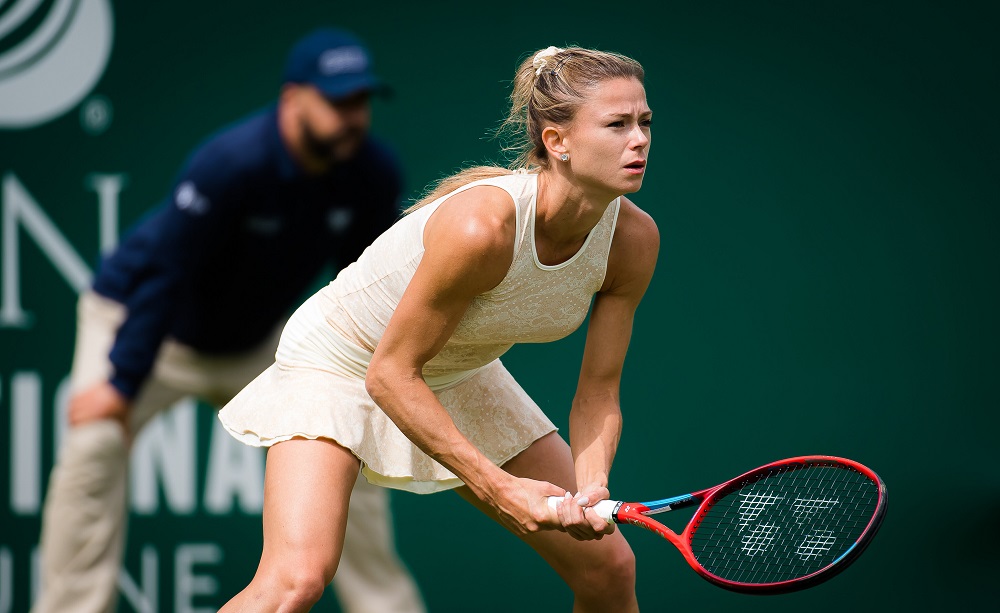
[{"x1": 688, "y1": 463, "x2": 880, "y2": 586}]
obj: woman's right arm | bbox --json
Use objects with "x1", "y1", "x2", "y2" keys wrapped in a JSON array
[{"x1": 365, "y1": 186, "x2": 567, "y2": 536}]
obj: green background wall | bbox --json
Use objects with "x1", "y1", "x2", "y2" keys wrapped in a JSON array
[{"x1": 2, "y1": 1, "x2": 997, "y2": 611}]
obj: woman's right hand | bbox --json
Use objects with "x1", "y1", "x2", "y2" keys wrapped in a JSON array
[
  {"x1": 488, "y1": 477, "x2": 616, "y2": 540},
  {"x1": 488, "y1": 476, "x2": 568, "y2": 536}
]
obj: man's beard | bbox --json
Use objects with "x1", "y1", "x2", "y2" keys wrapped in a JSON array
[{"x1": 301, "y1": 122, "x2": 364, "y2": 166}]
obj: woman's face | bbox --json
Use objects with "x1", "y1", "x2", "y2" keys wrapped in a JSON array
[{"x1": 560, "y1": 77, "x2": 651, "y2": 196}]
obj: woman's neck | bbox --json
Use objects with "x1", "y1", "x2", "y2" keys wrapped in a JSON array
[{"x1": 535, "y1": 169, "x2": 618, "y2": 247}]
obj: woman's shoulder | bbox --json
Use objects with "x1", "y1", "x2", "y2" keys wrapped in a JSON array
[
  {"x1": 451, "y1": 171, "x2": 535, "y2": 204},
  {"x1": 417, "y1": 171, "x2": 530, "y2": 257},
  {"x1": 417, "y1": 183, "x2": 520, "y2": 295},
  {"x1": 616, "y1": 196, "x2": 659, "y2": 243},
  {"x1": 604, "y1": 196, "x2": 659, "y2": 289},
  {"x1": 427, "y1": 182, "x2": 519, "y2": 244}
]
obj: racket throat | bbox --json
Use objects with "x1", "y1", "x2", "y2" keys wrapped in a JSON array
[{"x1": 640, "y1": 493, "x2": 700, "y2": 516}]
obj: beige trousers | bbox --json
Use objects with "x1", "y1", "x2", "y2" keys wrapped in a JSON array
[{"x1": 32, "y1": 291, "x2": 425, "y2": 613}]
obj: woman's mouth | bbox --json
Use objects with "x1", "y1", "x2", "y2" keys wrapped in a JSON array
[{"x1": 624, "y1": 160, "x2": 646, "y2": 174}]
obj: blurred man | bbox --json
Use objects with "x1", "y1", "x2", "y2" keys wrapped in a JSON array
[{"x1": 32, "y1": 28, "x2": 425, "y2": 613}]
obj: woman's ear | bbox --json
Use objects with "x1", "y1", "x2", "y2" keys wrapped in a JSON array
[{"x1": 541, "y1": 125, "x2": 569, "y2": 162}]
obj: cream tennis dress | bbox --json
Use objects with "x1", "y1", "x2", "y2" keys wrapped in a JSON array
[{"x1": 219, "y1": 172, "x2": 621, "y2": 494}]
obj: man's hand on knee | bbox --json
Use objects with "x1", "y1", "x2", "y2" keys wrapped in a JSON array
[{"x1": 68, "y1": 381, "x2": 131, "y2": 435}]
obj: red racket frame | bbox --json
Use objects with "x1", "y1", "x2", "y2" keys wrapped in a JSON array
[{"x1": 613, "y1": 455, "x2": 887, "y2": 594}]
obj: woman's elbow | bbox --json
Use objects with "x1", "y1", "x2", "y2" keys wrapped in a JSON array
[
  {"x1": 366, "y1": 354, "x2": 423, "y2": 407},
  {"x1": 364, "y1": 359, "x2": 391, "y2": 404}
]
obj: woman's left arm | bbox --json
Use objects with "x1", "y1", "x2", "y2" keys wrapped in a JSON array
[{"x1": 570, "y1": 198, "x2": 659, "y2": 510}]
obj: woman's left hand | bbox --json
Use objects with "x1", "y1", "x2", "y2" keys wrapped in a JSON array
[{"x1": 552, "y1": 484, "x2": 616, "y2": 541}]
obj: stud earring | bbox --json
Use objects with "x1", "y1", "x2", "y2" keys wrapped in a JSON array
[{"x1": 560, "y1": 153, "x2": 569, "y2": 161}]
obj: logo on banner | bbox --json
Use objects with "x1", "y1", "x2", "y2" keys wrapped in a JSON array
[{"x1": 0, "y1": 0, "x2": 115, "y2": 129}]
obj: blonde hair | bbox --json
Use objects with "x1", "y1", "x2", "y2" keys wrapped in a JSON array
[{"x1": 405, "y1": 46, "x2": 645, "y2": 213}]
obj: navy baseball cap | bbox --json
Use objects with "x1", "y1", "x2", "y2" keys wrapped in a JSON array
[{"x1": 283, "y1": 28, "x2": 390, "y2": 100}]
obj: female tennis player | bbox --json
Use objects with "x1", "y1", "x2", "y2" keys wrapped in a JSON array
[{"x1": 218, "y1": 44, "x2": 657, "y2": 612}]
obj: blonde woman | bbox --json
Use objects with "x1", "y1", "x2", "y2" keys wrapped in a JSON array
[{"x1": 219, "y1": 45, "x2": 657, "y2": 612}]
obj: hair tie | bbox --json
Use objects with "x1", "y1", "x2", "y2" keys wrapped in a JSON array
[{"x1": 532, "y1": 46, "x2": 564, "y2": 76}]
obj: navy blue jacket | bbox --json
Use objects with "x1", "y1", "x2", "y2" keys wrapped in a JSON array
[{"x1": 93, "y1": 107, "x2": 402, "y2": 398}]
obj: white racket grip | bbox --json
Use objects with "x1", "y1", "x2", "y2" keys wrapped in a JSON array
[{"x1": 546, "y1": 496, "x2": 619, "y2": 523}]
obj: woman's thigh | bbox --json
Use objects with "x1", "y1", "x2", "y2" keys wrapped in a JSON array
[{"x1": 258, "y1": 437, "x2": 362, "y2": 580}]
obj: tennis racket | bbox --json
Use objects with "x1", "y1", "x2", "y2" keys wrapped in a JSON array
[{"x1": 548, "y1": 455, "x2": 886, "y2": 594}]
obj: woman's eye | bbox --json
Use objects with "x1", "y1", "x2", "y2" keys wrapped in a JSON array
[
  {"x1": 607, "y1": 121, "x2": 625, "y2": 128},
  {"x1": 641, "y1": 118, "x2": 653, "y2": 127}
]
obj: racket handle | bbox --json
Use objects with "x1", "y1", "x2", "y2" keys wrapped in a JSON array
[{"x1": 546, "y1": 496, "x2": 618, "y2": 523}]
